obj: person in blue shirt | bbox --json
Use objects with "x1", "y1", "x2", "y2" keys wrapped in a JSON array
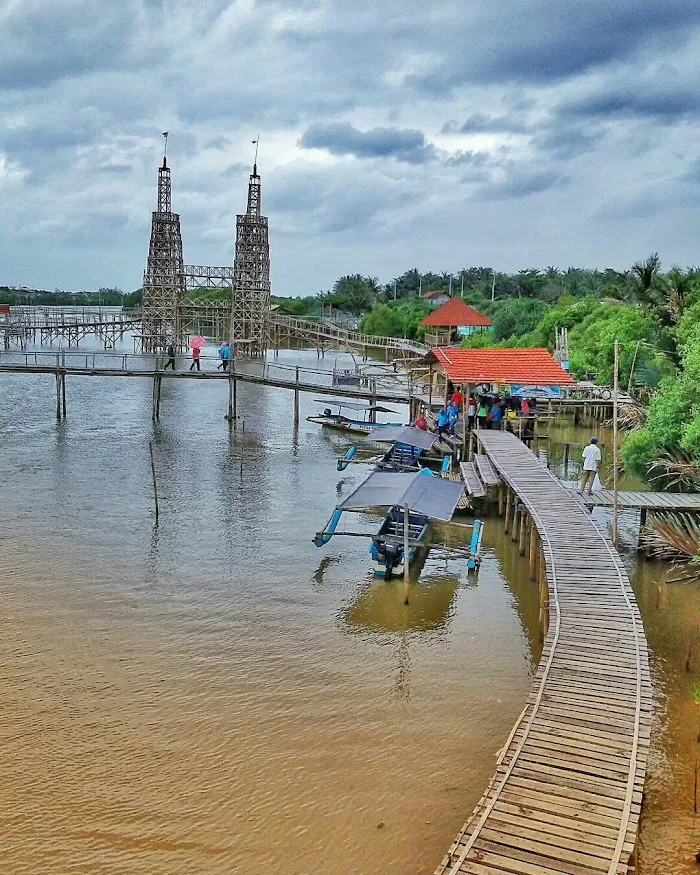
[
  {"x1": 218, "y1": 341, "x2": 231, "y2": 372},
  {"x1": 447, "y1": 401, "x2": 459, "y2": 435},
  {"x1": 436, "y1": 407, "x2": 449, "y2": 437},
  {"x1": 489, "y1": 400, "x2": 503, "y2": 428}
]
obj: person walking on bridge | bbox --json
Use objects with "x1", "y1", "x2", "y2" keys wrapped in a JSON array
[
  {"x1": 189, "y1": 345, "x2": 201, "y2": 371},
  {"x1": 164, "y1": 341, "x2": 176, "y2": 370},
  {"x1": 580, "y1": 436, "x2": 601, "y2": 494}
]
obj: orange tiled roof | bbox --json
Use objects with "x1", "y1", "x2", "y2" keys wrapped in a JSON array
[
  {"x1": 420, "y1": 298, "x2": 492, "y2": 327},
  {"x1": 432, "y1": 347, "x2": 576, "y2": 386}
]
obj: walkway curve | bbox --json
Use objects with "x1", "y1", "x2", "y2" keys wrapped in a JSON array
[{"x1": 436, "y1": 430, "x2": 651, "y2": 875}]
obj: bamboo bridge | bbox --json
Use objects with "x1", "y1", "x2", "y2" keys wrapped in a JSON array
[
  {"x1": 436, "y1": 430, "x2": 652, "y2": 875},
  {"x1": 0, "y1": 350, "x2": 426, "y2": 422}
]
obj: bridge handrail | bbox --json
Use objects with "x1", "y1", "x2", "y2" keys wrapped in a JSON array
[
  {"x1": 0, "y1": 348, "x2": 423, "y2": 400},
  {"x1": 270, "y1": 313, "x2": 428, "y2": 353}
]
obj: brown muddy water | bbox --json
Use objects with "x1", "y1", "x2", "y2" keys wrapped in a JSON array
[{"x1": 0, "y1": 346, "x2": 697, "y2": 873}]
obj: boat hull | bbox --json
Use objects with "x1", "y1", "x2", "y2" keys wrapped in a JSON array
[{"x1": 306, "y1": 415, "x2": 399, "y2": 436}]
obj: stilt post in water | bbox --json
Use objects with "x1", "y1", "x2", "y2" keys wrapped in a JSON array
[{"x1": 148, "y1": 440, "x2": 159, "y2": 525}]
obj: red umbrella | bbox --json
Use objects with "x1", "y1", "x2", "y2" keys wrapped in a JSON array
[{"x1": 189, "y1": 336, "x2": 206, "y2": 349}]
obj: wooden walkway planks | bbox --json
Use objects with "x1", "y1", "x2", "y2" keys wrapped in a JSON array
[
  {"x1": 579, "y1": 490, "x2": 700, "y2": 511},
  {"x1": 459, "y1": 462, "x2": 487, "y2": 498},
  {"x1": 436, "y1": 431, "x2": 652, "y2": 875},
  {"x1": 474, "y1": 453, "x2": 501, "y2": 487}
]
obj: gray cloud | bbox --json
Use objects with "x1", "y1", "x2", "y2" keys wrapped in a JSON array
[
  {"x1": 299, "y1": 122, "x2": 437, "y2": 164},
  {"x1": 443, "y1": 114, "x2": 530, "y2": 134}
]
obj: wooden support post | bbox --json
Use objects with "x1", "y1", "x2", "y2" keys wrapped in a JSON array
[
  {"x1": 227, "y1": 375, "x2": 234, "y2": 423},
  {"x1": 462, "y1": 382, "x2": 470, "y2": 460},
  {"x1": 233, "y1": 378, "x2": 238, "y2": 429},
  {"x1": 637, "y1": 507, "x2": 647, "y2": 551},
  {"x1": 529, "y1": 525, "x2": 538, "y2": 581},
  {"x1": 504, "y1": 489, "x2": 512, "y2": 534},
  {"x1": 61, "y1": 373, "x2": 66, "y2": 418},
  {"x1": 428, "y1": 364, "x2": 433, "y2": 410},
  {"x1": 155, "y1": 374, "x2": 162, "y2": 419},
  {"x1": 151, "y1": 375, "x2": 157, "y2": 422},
  {"x1": 294, "y1": 365, "x2": 300, "y2": 428},
  {"x1": 403, "y1": 504, "x2": 410, "y2": 589},
  {"x1": 55, "y1": 370, "x2": 62, "y2": 420},
  {"x1": 511, "y1": 501, "x2": 520, "y2": 542},
  {"x1": 518, "y1": 509, "x2": 526, "y2": 555},
  {"x1": 148, "y1": 440, "x2": 159, "y2": 525},
  {"x1": 498, "y1": 482, "x2": 505, "y2": 516}
]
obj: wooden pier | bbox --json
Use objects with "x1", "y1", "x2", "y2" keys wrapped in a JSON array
[{"x1": 436, "y1": 430, "x2": 652, "y2": 875}]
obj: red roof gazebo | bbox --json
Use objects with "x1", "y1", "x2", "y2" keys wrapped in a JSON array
[{"x1": 420, "y1": 299, "x2": 492, "y2": 346}]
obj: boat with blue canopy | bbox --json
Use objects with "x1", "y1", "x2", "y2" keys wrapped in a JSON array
[
  {"x1": 337, "y1": 425, "x2": 449, "y2": 473},
  {"x1": 313, "y1": 470, "x2": 483, "y2": 581},
  {"x1": 307, "y1": 399, "x2": 401, "y2": 435}
]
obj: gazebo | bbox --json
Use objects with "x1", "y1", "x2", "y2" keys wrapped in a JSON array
[{"x1": 420, "y1": 298, "x2": 492, "y2": 347}]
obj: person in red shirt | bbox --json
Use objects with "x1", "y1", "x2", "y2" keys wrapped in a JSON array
[
  {"x1": 412, "y1": 410, "x2": 428, "y2": 430},
  {"x1": 189, "y1": 345, "x2": 201, "y2": 371},
  {"x1": 451, "y1": 388, "x2": 463, "y2": 409}
]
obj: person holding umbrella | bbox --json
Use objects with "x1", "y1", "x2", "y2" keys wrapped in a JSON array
[{"x1": 189, "y1": 336, "x2": 206, "y2": 371}]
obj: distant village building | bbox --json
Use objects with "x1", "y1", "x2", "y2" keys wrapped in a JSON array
[
  {"x1": 420, "y1": 298, "x2": 493, "y2": 346},
  {"x1": 420, "y1": 289, "x2": 450, "y2": 308}
]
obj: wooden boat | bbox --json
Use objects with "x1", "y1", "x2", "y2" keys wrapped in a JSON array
[
  {"x1": 369, "y1": 506, "x2": 430, "y2": 579},
  {"x1": 307, "y1": 400, "x2": 400, "y2": 436},
  {"x1": 313, "y1": 470, "x2": 483, "y2": 579},
  {"x1": 338, "y1": 425, "x2": 445, "y2": 472}
]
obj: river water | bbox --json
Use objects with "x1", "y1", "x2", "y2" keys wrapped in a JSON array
[{"x1": 0, "y1": 342, "x2": 697, "y2": 873}]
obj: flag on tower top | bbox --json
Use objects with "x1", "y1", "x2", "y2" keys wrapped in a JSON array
[{"x1": 162, "y1": 131, "x2": 168, "y2": 137}]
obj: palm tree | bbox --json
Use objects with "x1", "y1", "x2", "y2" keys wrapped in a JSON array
[{"x1": 628, "y1": 252, "x2": 665, "y2": 308}]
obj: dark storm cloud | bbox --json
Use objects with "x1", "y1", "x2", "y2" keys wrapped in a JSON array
[
  {"x1": 408, "y1": 0, "x2": 700, "y2": 92},
  {"x1": 299, "y1": 122, "x2": 436, "y2": 164},
  {"x1": 559, "y1": 89, "x2": 700, "y2": 121}
]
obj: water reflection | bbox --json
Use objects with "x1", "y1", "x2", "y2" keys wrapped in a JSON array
[{"x1": 342, "y1": 574, "x2": 461, "y2": 635}]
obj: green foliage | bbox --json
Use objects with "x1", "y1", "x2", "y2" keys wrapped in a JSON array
[
  {"x1": 567, "y1": 304, "x2": 669, "y2": 384},
  {"x1": 360, "y1": 298, "x2": 430, "y2": 339},
  {"x1": 486, "y1": 298, "x2": 547, "y2": 342},
  {"x1": 622, "y1": 301, "x2": 700, "y2": 480}
]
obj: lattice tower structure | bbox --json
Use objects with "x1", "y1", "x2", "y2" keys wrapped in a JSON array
[
  {"x1": 231, "y1": 165, "x2": 270, "y2": 357},
  {"x1": 141, "y1": 158, "x2": 185, "y2": 351}
]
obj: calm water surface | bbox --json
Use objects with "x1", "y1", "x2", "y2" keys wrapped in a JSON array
[{"x1": 0, "y1": 347, "x2": 697, "y2": 873}]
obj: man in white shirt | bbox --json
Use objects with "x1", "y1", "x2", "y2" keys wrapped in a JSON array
[{"x1": 580, "y1": 437, "x2": 602, "y2": 494}]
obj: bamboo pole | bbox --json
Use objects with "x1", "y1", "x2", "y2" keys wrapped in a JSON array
[
  {"x1": 504, "y1": 489, "x2": 512, "y2": 534},
  {"x1": 55, "y1": 370, "x2": 61, "y2": 420},
  {"x1": 518, "y1": 509, "x2": 526, "y2": 556},
  {"x1": 148, "y1": 441, "x2": 159, "y2": 525},
  {"x1": 294, "y1": 365, "x2": 300, "y2": 428},
  {"x1": 403, "y1": 504, "x2": 410, "y2": 588}
]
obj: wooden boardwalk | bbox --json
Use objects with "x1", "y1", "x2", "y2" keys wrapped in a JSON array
[
  {"x1": 436, "y1": 431, "x2": 651, "y2": 875},
  {"x1": 579, "y1": 489, "x2": 700, "y2": 511}
]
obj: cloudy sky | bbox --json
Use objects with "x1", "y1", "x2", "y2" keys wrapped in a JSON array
[{"x1": 1, "y1": 0, "x2": 700, "y2": 295}]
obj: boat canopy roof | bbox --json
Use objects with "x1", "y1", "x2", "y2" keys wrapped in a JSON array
[
  {"x1": 314, "y1": 399, "x2": 398, "y2": 413},
  {"x1": 361, "y1": 425, "x2": 439, "y2": 451},
  {"x1": 337, "y1": 471, "x2": 464, "y2": 521}
]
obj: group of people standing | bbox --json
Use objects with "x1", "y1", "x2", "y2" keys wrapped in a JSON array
[
  {"x1": 163, "y1": 341, "x2": 232, "y2": 372},
  {"x1": 413, "y1": 388, "x2": 539, "y2": 440}
]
